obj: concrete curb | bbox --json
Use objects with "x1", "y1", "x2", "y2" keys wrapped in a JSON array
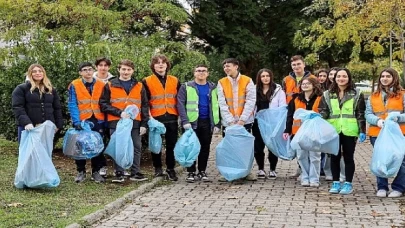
[{"x1": 66, "y1": 166, "x2": 185, "y2": 228}]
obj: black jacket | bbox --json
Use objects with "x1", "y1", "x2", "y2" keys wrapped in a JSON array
[
  {"x1": 12, "y1": 82, "x2": 63, "y2": 129},
  {"x1": 99, "y1": 78, "x2": 149, "y2": 129}
]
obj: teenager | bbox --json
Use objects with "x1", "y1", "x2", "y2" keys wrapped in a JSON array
[
  {"x1": 253, "y1": 69, "x2": 286, "y2": 179},
  {"x1": 319, "y1": 68, "x2": 366, "y2": 195},
  {"x1": 366, "y1": 68, "x2": 405, "y2": 198},
  {"x1": 283, "y1": 77, "x2": 323, "y2": 187},
  {"x1": 177, "y1": 64, "x2": 220, "y2": 182}
]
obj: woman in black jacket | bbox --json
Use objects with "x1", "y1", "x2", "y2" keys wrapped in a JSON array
[{"x1": 12, "y1": 64, "x2": 63, "y2": 141}]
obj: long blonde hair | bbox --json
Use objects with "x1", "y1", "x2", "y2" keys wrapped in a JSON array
[{"x1": 27, "y1": 64, "x2": 53, "y2": 95}]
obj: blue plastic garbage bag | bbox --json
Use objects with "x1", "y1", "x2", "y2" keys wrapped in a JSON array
[
  {"x1": 291, "y1": 108, "x2": 339, "y2": 155},
  {"x1": 14, "y1": 120, "x2": 60, "y2": 189},
  {"x1": 371, "y1": 114, "x2": 405, "y2": 178},
  {"x1": 174, "y1": 129, "x2": 201, "y2": 167},
  {"x1": 148, "y1": 119, "x2": 166, "y2": 154},
  {"x1": 63, "y1": 121, "x2": 104, "y2": 160},
  {"x1": 105, "y1": 105, "x2": 139, "y2": 169},
  {"x1": 216, "y1": 125, "x2": 255, "y2": 181},
  {"x1": 256, "y1": 106, "x2": 296, "y2": 160}
]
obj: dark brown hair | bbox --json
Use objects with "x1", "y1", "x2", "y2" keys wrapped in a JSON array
[
  {"x1": 256, "y1": 68, "x2": 276, "y2": 101},
  {"x1": 300, "y1": 76, "x2": 323, "y2": 97},
  {"x1": 222, "y1": 58, "x2": 239, "y2": 66},
  {"x1": 118, "y1": 59, "x2": 135, "y2": 69},
  {"x1": 316, "y1": 69, "x2": 330, "y2": 91},
  {"x1": 329, "y1": 68, "x2": 356, "y2": 94},
  {"x1": 194, "y1": 64, "x2": 208, "y2": 71},
  {"x1": 95, "y1": 57, "x2": 112, "y2": 66},
  {"x1": 150, "y1": 54, "x2": 171, "y2": 71},
  {"x1": 375, "y1": 68, "x2": 403, "y2": 98},
  {"x1": 290, "y1": 55, "x2": 304, "y2": 63}
]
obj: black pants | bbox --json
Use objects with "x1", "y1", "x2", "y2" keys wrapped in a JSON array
[
  {"x1": 75, "y1": 118, "x2": 105, "y2": 173},
  {"x1": 151, "y1": 121, "x2": 178, "y2": 170},
  {"x1": 331, "y1": 133, "x2": 356, "y2": 182},
  {"x1": 252, "y1": 121, "x2": 278, "y2": 171},
  {"x1": 186, "y1": 119, "x2": 213, "y2": 173}
]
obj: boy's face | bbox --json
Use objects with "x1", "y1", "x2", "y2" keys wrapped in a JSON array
[
  {"x1": 79, "y1": 66, "x2": 94, "y2": 80},
  {"x1": 194, "y1": 67, "x2": 209, "y2": 81},
  {"x1": 223, "y1": 63, "x2": 238, "y2": 77},
  {"x1": 291, "y1": 60, "x2": 305, "y2": 75},
  {"x1": 96, "y1": 61, "x2": 110, "y2": 74},
  {"x1": 153, "y1": 59, "x2": 168, "y2": 74},
  {"x1": 119, "y1": 65, "x2": 134, "y2": 80}
]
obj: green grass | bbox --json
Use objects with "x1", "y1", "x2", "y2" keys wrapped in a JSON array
[{"x1": 0, "y1": 139, "x2": 158, "y2": 228}]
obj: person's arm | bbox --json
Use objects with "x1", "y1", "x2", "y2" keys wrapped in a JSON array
[
  {"x1": 217, "y1": 81, "x2": 234, "y2": 125},
  {"x1": 176, "y1": 84, "x2": 189, "y2": 126},
  {"x1": 99, "y1": 83, "x2": 122, "y2": 117},
  {"x1": 365, "y1": 96, "x2": 379, "y2": 125},
  {"x1": 318, "y1": 95, "x2": 330, "y2": 119},
  {"x1": 277, "y1": 89, "x2": 287, "y2": 107},
  {"x1": 67, "y1": 84, "x2": 81, "y2": 126},
  {"x1": 239, "y1": 79, "x2": 256, "y2": 123},
  {"x1": 140, "y1": 86, "x2": 149, "y2": 128},
  {"x1": 284, "y1": 98, "x2": 295, "y2": 134},
  {"x1": 12, "y1": 85, "x2": 31, "y2": 127},
  {"x1": 355, "y1": 92, "x2": 366, "y2": 133},
  {"x1": 52, "y1": 88, "x2": 63, "y2": 129},
  {"x1": 141, "y1": 79, "x2": 151, "y2": 101},
  {"x1": 281, "y1": 77, "x2": 286, "y2": 92}
]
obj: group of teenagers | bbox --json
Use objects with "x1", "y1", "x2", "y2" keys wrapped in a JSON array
[{"x1": 11, "y1": 54, "x2": 405, "y2": 198}]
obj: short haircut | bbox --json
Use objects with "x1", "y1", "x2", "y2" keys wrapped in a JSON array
[
  {"x1": 95, "y1": 57, "x2": 112, "y2": 66},
  {"x1": 222, "y1": 58, "x2": 239, "y2": 66},
  {"x1": 78, "y1": 62, "x2": 93, "y2": 71},
  {"x1": 150, "y1": 54, "x2": 171, "y2": 71},
  {"x1": 118, "y1": 59, "x2": 135, "y2": 69},
  {"x1": 290, "y1": 55, "x2": 305, "y2": 63},
  {"x1": 194, "y1": 64, "x2": 208, "y2": 71}
]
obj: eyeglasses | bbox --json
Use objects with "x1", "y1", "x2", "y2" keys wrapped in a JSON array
[
  {"x1": 195, "y1": 70, "x2": 208, "y2": 73},
  {"x1": 301, "y1": 82, "x2": 312, "y2": 86},
  {"x1": 81, "y1": 68, "x2": 94, "y2": 72}
]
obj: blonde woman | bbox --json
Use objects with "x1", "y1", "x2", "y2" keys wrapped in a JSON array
[{"x1": 12, "y1": 64, "x2": 63, "y2": 141}]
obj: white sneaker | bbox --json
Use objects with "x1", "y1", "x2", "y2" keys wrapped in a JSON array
[
  {"x1": 325, "y1": 176, "x2": 333, "y2": 181},
  {"x1": 257, "y1": 170, "x2": 266, "y2": 179},
  {"x1": 376, "y1": 189, "x2": 387, "y2": 198},
  {"x1": 99, "y1": 166, "x2": 107, "y2": 176},
  {"x1": 296, "y1": 175, "x2": 301, "y2": 181},
  {"x1": 268, "y1": 171, "x2": 277, "y2": 179},
  {"x1": 388, "y1": 190, "x2": 403, "y2": 198},
  {"x1": 123, "y1": 170, "x2": 131, "y2": 176},
  {"x1": 310, "y1": 182, "x2": 320, "y2": 187},
  {"x1": 245, "y1": 172, "x2": 258, "y2": 181},
  {"x1": 301, "y1": 181, "x2": 310, "y2": 187}
]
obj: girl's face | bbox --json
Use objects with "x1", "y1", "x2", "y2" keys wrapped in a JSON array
[
  {"x1": 260, "y1": 71, "x2": 271, "y2": 85},
  {"x1": 31, "y1": 67, "x2": 44, "y2": 82},
  {"x1": 380, "y1": 71, "x2": 393, "y2": 86},
  {"x1": 300, "y1": 79, "x2": 313, "y2": 92},
  {"x1": 328, "y1": 70, "x2": 336, "y2": 82},
  {"x1": 335, "y1": 70, "x2": 349, "y2": 86},
  {"x1": 317, "y1": 72, "x2": 327, "y2": 83}
]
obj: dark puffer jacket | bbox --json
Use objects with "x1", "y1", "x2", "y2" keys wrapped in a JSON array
[{"x1": 12, "y1": 82, "x2": 63, "y2": 129}]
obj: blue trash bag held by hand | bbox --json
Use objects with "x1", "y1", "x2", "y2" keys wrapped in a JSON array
[
  {"x1": 14, "y1": 121, "x2": 60, "y2": 189},
  {"x1": 256, "y1": 106, "x2": 296, "y2": 160},
  {"x1": 291, "y1": 108, "x2": 339, "y2": 155},
  {"x1": 105, "y1": 105, "x2": 139, "y2": 169},
  {"x1": 216, "y1": 125, "x2": 255, "y2": 181},
  {"x1": 148, "y1": 119, "x2": 166, "y2": 154},
  {"x1": 174, "y1": 129, "x2": 201, "y2": 167},
  {"x1": 371, "y1": 115, "x2": 405, "y2": 178},
  {"x1": 63, "y1": 121, "x2": 104, "y2": 159}
]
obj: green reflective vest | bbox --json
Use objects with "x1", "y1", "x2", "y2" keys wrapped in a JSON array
[
  {"x1": 185, "y1": 84, "x2": 220, "y2": 125},
  {"x1": 325, "y1": 91, "x2": 359, "y2": 137}
]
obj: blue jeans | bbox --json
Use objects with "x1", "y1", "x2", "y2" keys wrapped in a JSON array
[
  {"x1": 297, "y1": 149, "x2": 321, "y2": 183},
  {"x1": 370, "y1": 136, "x2": 405, "y2": 192}
]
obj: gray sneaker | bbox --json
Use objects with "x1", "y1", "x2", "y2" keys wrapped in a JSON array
[
  {"x1": 75, "y1": 171, "x2": 86, "y2": 183},
  {"x1": 91, "y1": 172, "x2": 106, "y2": 183},
  {"x1": 99, "y1": 166, "x2": 107, "y2": 177}
]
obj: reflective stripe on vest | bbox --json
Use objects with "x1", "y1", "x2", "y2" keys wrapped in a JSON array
[
  {"x1": 219, "y1": 75, "x2": 252, "y2": 118},
  {"x1": 291, "y1": 96, "x2": 321, "y2": 134},
  {"x1": 71, "y1": 79, "x2": 105, "y2": 121},
  {"x1": 327, "y1": 97, "x2": 359, "y2": 137},
  {"x1": 185, "y1": 84, "x2": 220, "y2": 124},
  {"x1": 107, "y1": 82, "x2": 143, "y2": 121},
  {"x1": 144, "y1": 75, "x2": 178, "y2": 117},
  {"x1": 368, "y1": 92, "x2": 405, "y2": 136}
]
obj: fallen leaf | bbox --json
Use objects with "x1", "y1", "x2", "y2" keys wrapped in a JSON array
[
  {"x1": 130, "y1": 225, "x2": 139, "y2": 228},
  {"x1": 7, "y1": 203, "x2": 23, "y2": 207},
  {"x1": 255, "y1": 206, "x2": 267, "y2": 213},
  {"x1": 320, "y1": 210, "x2": 332, "y2": 214},
  {"x1": 183, "y1": 201, "x2": 191, "y2": 205},
  {"x1": 230, "y1": 186, "x2": 241, "y2": 189},
  {"x1": 371, "y1": 210, "x2": 384, "y2": 217},
  {"x1": 227, "y1": 196, "x2": 239, "y2": 199},
  {"x1": 141, "y1": 204, "x2": 149, "y2": 207}
]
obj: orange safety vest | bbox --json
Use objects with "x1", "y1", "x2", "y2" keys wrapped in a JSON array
[
  {"x1": 144, "y1": 75, "x2": 178, "y2": 117},
  {"x1": 71, "y1": 79, "x2": 105, "y2": 121},
  {"x1": 107, "y1": 82, "x2": 143, "y2": 121},
  {"x1": 292, "y1": 96, "x2": 321, "y2": 134},
  {"x1": 368, "y1": 92, "x2": 405, "y2": 136},
  {"x1": 218, "y1": 75, "x2": 252, "y2": 118},
  {"x1": 284, "y1": 74, "x2": 316, "y2": 103}
]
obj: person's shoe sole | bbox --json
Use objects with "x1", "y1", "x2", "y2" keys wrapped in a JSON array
[
  {"x1": 130, "y1": 177, "x2": 148, "y2": 182},
  {"x1": 111, "y1": 179, "x2": 125, "y2": 183},
  {"x1": 257, "y1": 175, "x2": 266, "y2": 179},
  {"x1": 186, "y1": 179, "x2": 195, "y2": 183}
]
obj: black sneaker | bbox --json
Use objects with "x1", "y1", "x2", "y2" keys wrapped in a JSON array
[
  {"x1": 154, "y1": 168, "x2": 164, "y2": 177},
  {"x1": 197, "y1": 171, "x2": 209, "y2": 182},
  {"x1": 186, "y1": 172, "x2": 195, "y2": 183},
  {"x1": 75, "y1": 171, "x2": 86, "y2": 183},
  {"x1": 166, "y1": 169, "x2": 178, "y2": 181},
  {"x1": 91, "y1": 172, "x2": 106, "y2": 183},
  {"x1": 112, "y1": 172, "x2": 125, "y2": 183},
  {"x1": 129, "y1": 172, "x2": 148, "y2": 182}
]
